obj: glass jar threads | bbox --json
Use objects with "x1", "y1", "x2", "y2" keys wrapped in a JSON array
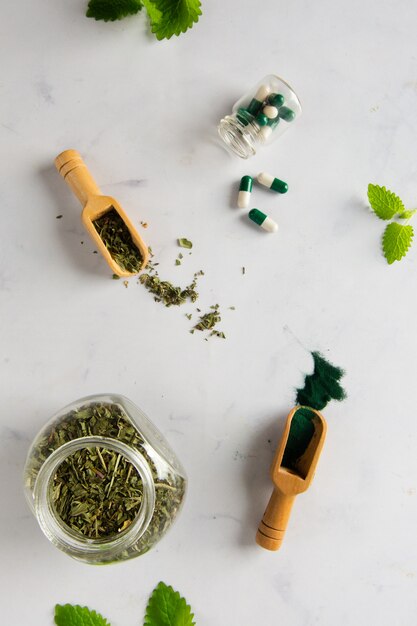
[
  {"x1": 23, "y1": 394, "x2": 186, "y2": 564},
  {"x1": 218, "y1": 75, "x2": 302, "y2": 159}
]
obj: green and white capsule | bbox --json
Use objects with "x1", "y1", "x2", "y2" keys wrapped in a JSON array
[
  {"x1": 238, "y1": 175, "x2": 253, "y2": 208},
  {"x1": 247, "y1": 85, "x2": 271, "y2": 115},
  {"x1": 259, "y1": 118, "x2": 280, "y2": 142},
  {"x1": 248, "y1": 209, "x2": 278, "y2": 233},
  {"x1": 257, "y1": 172, "x2": 288, "y2": 194}
]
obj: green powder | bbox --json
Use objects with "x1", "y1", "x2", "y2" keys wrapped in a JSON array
[
  {"x1": 282, "y1": 407, "x2": 315, "y2": 471},
  {"x1": 296, "y1": 351, "x2": 346, "y2": 411}
]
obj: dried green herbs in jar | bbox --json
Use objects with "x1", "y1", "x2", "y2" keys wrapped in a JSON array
[
  {"x1": 24, "y1": 395, "x2": 186, "y2": 564},
  {"x1": 51, "y1": 446, "x2": 144, "y2": 539},
  {"x1": 93, "y1": 209, "x2": 143, "y2": 273}
]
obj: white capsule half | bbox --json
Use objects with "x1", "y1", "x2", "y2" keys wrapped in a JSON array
[
  {"x1": 254, "y1": 85, "x2": 270, "y2": 102},
  {"x1": 263, "y1": 105, "x2": 279, "y2": 120},
  {"x1": 259, "y1": 126, "x2": 273, "y2": 142},
  {"x1": 237, "y1": 190, "x2": 251, "y2": 208},
  {"x1": 257, "y1": 172, "x2": 275, "y2": 188},
  {"x1": 261, "y1": 216, "x2": 279, "y2": 233}
]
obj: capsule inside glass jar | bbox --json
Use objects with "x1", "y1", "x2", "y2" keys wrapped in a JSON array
[{"x1": 218, "y1": 75, "x2": 302, "y2": 159}]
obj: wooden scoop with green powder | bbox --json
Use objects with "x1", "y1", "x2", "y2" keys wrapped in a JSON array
[{"x1": 256, "y1": 352, "x2": 346, "y2": 551}]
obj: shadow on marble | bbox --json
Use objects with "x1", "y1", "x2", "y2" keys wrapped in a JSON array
[
  {"x1": 38, "y1": 164, "x2": 116, "y2": 279},
  {"x1": 238, "y1": 411, "x2": 287, "y2": 547}
]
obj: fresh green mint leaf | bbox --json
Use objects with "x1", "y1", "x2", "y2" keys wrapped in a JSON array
[
  {"x1": 382, "y1": 223, "x2": 414, "y2": 264},
  {"x1": 55, "y1": 604, "x2": 111, "y2": 626},
  {"x1": 367, "y1": 184, "x2": 404, "y2": 220},
  {"x1": 144, "y1": 582, "x2": 195, "y2": 626},
  {"x1": 86, "y1": 0, "x2": 143, "y2": 21},
  {"x1": 398, "y1": 209, "x2": 417, "y2": 219},
  {"x1": 142, "y1": 0, "x2": 202, "y2": 40}
]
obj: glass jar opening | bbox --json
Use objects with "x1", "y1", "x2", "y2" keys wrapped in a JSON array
[
  {"x1": 33, "y1": 437, "x2": 156, "y2": 560},
  {"x1": 218, "y1": 116, "x2": 257, "y2": 159}
]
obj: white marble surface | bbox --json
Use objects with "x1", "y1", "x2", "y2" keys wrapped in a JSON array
[{"x1": 1, "y1": 0, "x2": 417, "y2": 624}]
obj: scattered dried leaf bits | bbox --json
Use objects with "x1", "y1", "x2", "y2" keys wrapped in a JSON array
[{"x1": 139, "y1": 271, "x2": 203, "y2": 307}]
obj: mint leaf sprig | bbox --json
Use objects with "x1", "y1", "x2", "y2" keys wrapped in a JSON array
[
  {"x1": 145, "y1": 582, "x2": 195, "y2": 626},
  {"x1": 367, "y1": 184, "x2": 416, "y2": 264},
  {"x1": 55, "y1": 604, "x2": 111, "y2": 626},
  {"x1": 86, "y1": 0, "x2": 202, "y2": 40},
  {"x1": 54, "y1": 582, "x2": 195, "y2": 626}
]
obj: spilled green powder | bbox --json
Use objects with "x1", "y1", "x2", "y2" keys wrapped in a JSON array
[
  {"x1": 296, "y1": 352, "x2": 346, "y2": 411},
  {"x1": 282, "y1": 407, "x2": 315, "y2": 471}
]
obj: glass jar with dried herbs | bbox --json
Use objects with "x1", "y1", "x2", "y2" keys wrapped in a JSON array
[{"x1": 23, "y1": 395, "x2": 186, "y2": 564}]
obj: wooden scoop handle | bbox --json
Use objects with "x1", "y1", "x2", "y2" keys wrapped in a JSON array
[
  {"x1": 256, "y1": 489, "x2": 295, "y2": 551},
  {"x1": 55, "y1": 149, "x2": 101, "y2": 206}
]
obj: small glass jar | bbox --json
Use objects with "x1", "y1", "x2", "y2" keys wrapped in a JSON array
[
  {"x1": 218, "y1": 74, "x2": 302, "y2": 159},
  {"x1": 23, "y1": 394, "x2": 186, "y2": 564}
]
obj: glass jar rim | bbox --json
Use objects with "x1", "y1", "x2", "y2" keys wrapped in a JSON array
[{"x1": 33, "y1": 436, "x2": 156, "y2": 560}]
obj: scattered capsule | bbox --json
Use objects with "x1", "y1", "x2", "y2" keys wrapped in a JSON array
[
  {"x1": 247, "y1": 85, "x2": 271, "y2": 115},
  {"x1": 263, "y1": 105, "x2": 279, "y2": 120},
  {"x1": 268, "y1": 93, "x2": 285, "y2": 108},
  {"x1": 237, "y1": 176, "x2": 253, "y2": 208},
  {"x1": 255, "y1": 112, "x2": 269, "y2": 127},
  {"x1": 257, "y1": 172, "x2": 288, "y2": 194},
  {"x1": 248, "y1": 209, "x2": 278, "y2": 233},
  {"x1": 278, "y1": 106, "x2": 296, "y2": 122}
]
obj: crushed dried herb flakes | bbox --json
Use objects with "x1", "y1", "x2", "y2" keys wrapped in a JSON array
[
  {"x1": 178, "y1": 238, "x2": 193, "y2": 249},
  {"x1": 139, "y1": 271, "x2": 204, "y2": 307},
  {"x1": 93, "y1": 208, "x2": 143, "y2": 273},
  {"x1": 192, "y1": 304, "x2": 225, "y2": 338},
  {"x1": 52, "y1": 447, "x2": 143, "y2": 539}
]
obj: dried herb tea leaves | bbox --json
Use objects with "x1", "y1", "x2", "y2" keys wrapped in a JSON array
[
  {"x1": 139, "y1": 271, "x2": 203, "y2": 307},
  {"x1": 93, "y1": 208, "x2": 143, "y2": 273},
  {"x1": 52, "y1": 447, "x2": 143, "y2": 539},
  {"x1": 26, "y1": 402, "x2": 185, "y2": 559},
  {"x1": 192, "y1": 305, "x2": 225, "y2": 338}
]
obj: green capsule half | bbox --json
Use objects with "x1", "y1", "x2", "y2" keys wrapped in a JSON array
[
  {"x1": 269, "y1": 93, "x2": 285, "y2": 108},
  {"x1": 239, "y1": 176, "x2": 253, "y2": 192},
  {"x1": 236, "y1": 107, "x2": 254, "y2": 126},
  {"x1": 279, "y1": 106, "x2": 296, "y2": 122},
  {"x1": 247, "y1": 98, "x2": 263, "y2": 116},
  {"x1": 256, "y1": 113, "x2": 269, "y2": 127},
  {"x1": 249, "y1": 208, "x2": 266, "y2": 225}
]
